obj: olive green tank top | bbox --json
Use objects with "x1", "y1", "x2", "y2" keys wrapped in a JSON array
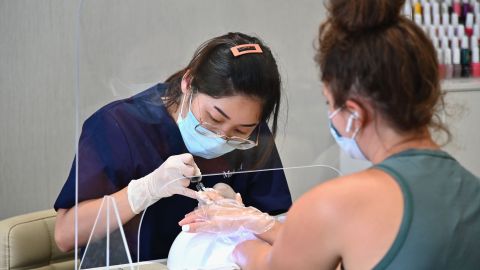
[{"x1": 371, "y1": 149, "x2": 480, "y2": 270}]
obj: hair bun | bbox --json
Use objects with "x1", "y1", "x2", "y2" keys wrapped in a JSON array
[{"x1": 329, "y1": 0, "x2": 405, "y2": 33}]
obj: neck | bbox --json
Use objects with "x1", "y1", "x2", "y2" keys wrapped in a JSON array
[{"x1": 362, "y1": 126, "x2": 440, "y2": 164}]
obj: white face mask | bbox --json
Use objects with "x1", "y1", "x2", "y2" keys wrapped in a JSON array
[
  {"x1": 328, "y1": 108, "x2": 367, "y2": 160},
  {"x1": 177, "y1": 93, "x2": 236, "y2": 159}
]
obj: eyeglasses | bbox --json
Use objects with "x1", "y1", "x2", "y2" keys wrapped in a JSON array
[{"x1": 194, "y1": 120, "x2": 260, "y2": 150}]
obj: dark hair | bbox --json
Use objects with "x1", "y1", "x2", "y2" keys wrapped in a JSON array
[
  {"x1": 315, "y1": 0, "x2": 450, "y2": 142},
  {"x1": 164, "y1": 32, "x2": 282, "y2": 138}
]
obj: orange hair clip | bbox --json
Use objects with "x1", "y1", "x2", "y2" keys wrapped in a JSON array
[{"x1": 230, "y1": 44, "x2": 263, "y2": 57}]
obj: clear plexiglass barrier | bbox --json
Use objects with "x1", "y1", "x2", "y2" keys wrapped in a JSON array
[
  {"x1": 74, "y1": 0, "x2": 336, "y2": 269},
  {"x1": 79, "y1": 196, "x2": 133, "y2": 269}
]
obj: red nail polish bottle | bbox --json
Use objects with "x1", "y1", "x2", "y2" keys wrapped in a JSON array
[{"x1": 472, "y1": 47, "x2": 480, "y2": 78}]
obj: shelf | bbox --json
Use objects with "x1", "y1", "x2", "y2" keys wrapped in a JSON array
[{"x1": 441, "y1": 78, "x2": 480, "y2": 92}]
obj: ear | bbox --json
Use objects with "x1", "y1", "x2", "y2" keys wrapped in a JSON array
[
  {"x1": 180, "y1": 70, "x2": 192, "y2": 95},
  {"x1": 344, "y1": 99, "x2": 366, "y2": 129}
]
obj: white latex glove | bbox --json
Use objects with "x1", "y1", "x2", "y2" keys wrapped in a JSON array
[
  {"x1": 127, "y1": 153, "x2": 200, "y2": 214},
  {"x1": 179, "y1": 194, "x2": 275, "y2": 235}
]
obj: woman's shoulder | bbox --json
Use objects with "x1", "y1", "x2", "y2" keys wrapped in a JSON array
[
  {"x1": 292, "y1": 168, "x2": 403, "y2": 227},
  {"x1": 307, "y1": 169, "x2": 398, "y2": 198}
]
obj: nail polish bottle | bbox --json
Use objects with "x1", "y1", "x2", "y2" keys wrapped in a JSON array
[
  {"x1": 452, "y1": 13, "x2": 459, "y2": 27},
  {"x1": 461, "y1": 0, "x2": 471, "y2": 24},
  {"x1": 444, "y1": 48, "x2": 454, "y2": 79},
  {"x1": 431, "y1": 36, "x2": 440, "y2": 49},
  {"x1": 442, "y1": 13, "x2": 450, "y2": 26},
  {"x1": 453, "y1": 0, "x2": 462, "y2": 18},
  {"x1": 435, "y1": 13, "x2": 442, "y2": 26},
  {"x1": 424, "y1": 2, "x2": 431, "y2": 16},
  {"x1": 460, "y1": 36, "x2": 472, "y2": 77},
  {"x1": 463, "y1": 0, "x2": 472, "y2": 13},
  {"x1": 414, "y1": 13, "x2": 423, "y2": 25},
  {"x1": 403, "y1": 0, "x2": 413, "y2": 19},
  {"x1": 438, "y1": 48, "x2": 446, "y2": 79},
  {"x1": 424, "y1": 12, "x2": 432, "y2": 26},
  {"x1": 451, "y1": 36, "x2": 460, "y2": 50},
  {"x1": 447, "y1": 0, "x2": 454, "y2": 14},
  {"x1": 474, "y1": 25, "x2": 480, "y2": 45},
  {"x1": 448, "y1": 25, "x2": 456, "y2": 39},
  {"x1": 472, "y1": 36, "x2": 479, "y2": 51},
  {"x1": 465, "y1": 13, "x2": 474, "y2": 37},
  {"x1": 438, "y1": 25, "x2": 446, "y2": 39},
  {"x1": 414, "y1": 1, "x2": 423, "y2": 15},
  {"x1": 453, "y1": 47, "x2": 462, "y2": 78},
  {"x1": 441, "y1": 2, "x2": 448, "y2": 14},
  {"x1": 434, "y1": 13, "x2": 441, "y2": 26},
  {"x1": 441, "y1": 36, "x2": 450, "y2": 50},
  {"x1": 472, "y1": 46, "x2": 480, "y2": 78},
  {"x1": 429, "y1": 26, "x2": 437, "y2": 39},
  {"x1": 457, "y1": 24, "x2": 465, "y2": 40},
  {"x1": 432, "y1": 1, "x2": 440, "y2": 16},
  {"x1": 474, "y1": 2, "x2": 480, "y2": 15}
]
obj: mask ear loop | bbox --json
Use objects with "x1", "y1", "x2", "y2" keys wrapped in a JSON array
[
  {"x1": 347, "y1": 112, "x2": 361, "y2": 139},
  {"x1": 188, "y1": 90, "x2": 194, "y2": 110},
  {"x1": 177, "y1": 93, "x2": 187, "y2": 122},
  {"x1": 328, "y1": 107, "x2": 342, "y2": 119},
  {"x1": 346, "y1": 114, "x2": 354, "y2": 133},
  {"x1": 177, "y1": 90, "x2": 195, "y2": 122}
]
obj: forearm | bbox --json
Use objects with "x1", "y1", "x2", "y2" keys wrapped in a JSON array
[
  {"x1": 233, "y1": 239, "x2": 273, "y2": 270},
  {"x1": 255, "y1": 220, "x2": 282, "y2": 245},
  {"x1": 55, "y1": 187, "x2": 136, "y2": 252}
]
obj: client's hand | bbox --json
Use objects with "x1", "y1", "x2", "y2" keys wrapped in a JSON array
[
  {"x1": 179, "y1": 194, "x2": 275, "y2": 235},
  {"x1": 196, "y1": 183, "x2": 239, "y2": 205}
]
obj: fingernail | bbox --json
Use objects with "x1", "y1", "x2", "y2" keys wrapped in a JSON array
[{"x1": 182, "y1": 225, "x2": 190, "y2": 232}]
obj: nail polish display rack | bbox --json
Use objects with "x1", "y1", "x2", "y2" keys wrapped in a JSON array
[{"x1": 403, "y1": 0, "x2": 480, "y2": 85}]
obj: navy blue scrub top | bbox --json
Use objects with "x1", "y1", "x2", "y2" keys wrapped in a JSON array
[{"x1": 54, "y1": 83, "x2": 292, "y2": 261}]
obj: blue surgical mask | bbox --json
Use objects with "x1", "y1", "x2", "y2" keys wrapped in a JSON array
[
  {"x1": 177, "y1": 94, "x2": 236, "y2": 159},
  {"x1": 328, "y1": 108, "x2": 367, "y2": 160}
]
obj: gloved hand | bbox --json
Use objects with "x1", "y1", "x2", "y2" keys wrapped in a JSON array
[
  {"x1": 127, "y1": 153, "x2": 200, "y2": 214},
  {"x1": 178, "y1": 194, "x2": 275, "y2": 235},
  {"x1": 196, "y1": 183, "x2": 238, "y2": 205}
]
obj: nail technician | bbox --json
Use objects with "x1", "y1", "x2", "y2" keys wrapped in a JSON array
[{"x1": 53, "y1": 32, "x2": 292, "y2": 261}]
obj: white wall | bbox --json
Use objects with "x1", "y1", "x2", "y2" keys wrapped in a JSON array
[
  {"x1": 0, "y1": 0, "x2": 77, "y2": 220},
  {"x1": 0, "y1": 0, "x2": 333, "y2": 219}
]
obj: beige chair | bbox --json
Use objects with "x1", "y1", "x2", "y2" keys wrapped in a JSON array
[{"x1": 0, "y1": 209, "x2": 76, "y2": 270}]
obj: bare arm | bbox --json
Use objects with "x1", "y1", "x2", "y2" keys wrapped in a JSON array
[
  {"x1": 54, "y1": 187, "x2": 135, "y2": 252},
  {"x1": 232, "y1": 169, "x2": 404, "y2": 270},
  {"x1": 232, "y1": 185, "x2": 342, "y2": 270},
  {"x1": 255, "y1": 220, "x2": 282, "y2": 245}
]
